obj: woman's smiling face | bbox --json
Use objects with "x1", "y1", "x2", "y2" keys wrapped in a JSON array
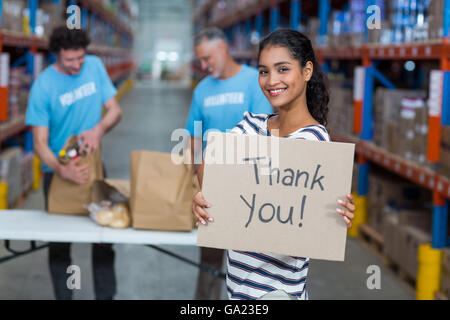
[{"x1": 258, "y1": 45, "x2": 313, "y2": 110}]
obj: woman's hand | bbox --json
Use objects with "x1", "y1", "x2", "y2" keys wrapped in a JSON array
[
  {"x1": 192, "y1": 191, "x2": 213, "y2": 226},
  {"x1": 336, "y1": 193, "x2": 355, "y2": 228}
]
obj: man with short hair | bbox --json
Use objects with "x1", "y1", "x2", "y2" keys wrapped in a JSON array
[
  {"x1": 26, "y1": 26, "x2": 122, "y2": 300},
  {"x1": 186, "y1": 27, "x2": 273, "y2": 299}
]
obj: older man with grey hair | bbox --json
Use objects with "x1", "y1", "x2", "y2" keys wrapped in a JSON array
[{"x1": 186, "y1": 27, "x2": 273, "y2": 299}]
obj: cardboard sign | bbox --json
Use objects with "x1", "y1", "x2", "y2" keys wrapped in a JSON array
[{"x1": 197, "y1": 132, "x2": 355, "y2": 261}]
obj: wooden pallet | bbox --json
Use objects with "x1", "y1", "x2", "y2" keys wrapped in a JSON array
[
  {"x1": 358, "y1": 224, "x2": 384, "y2": 257},
  {"x1": 357, "y1": 224, "x2": 416, "y2": 293},
  {"x1": 382, "y1": 255, "x2": 417, "y2": 291},
  {"x1": 435, "y1": 291, "x2": 449, "y2": 300}
]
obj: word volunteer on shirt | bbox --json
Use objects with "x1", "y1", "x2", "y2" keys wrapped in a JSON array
[
  {"x1": 59, "y1": 82, "x2": 97, "y2": 107},
  {"x1": 203, "y1": 92, "x2": 244, "y2": 107}
]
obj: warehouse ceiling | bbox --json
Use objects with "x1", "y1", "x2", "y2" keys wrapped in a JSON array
[{"x1": 138, "y1": 0, "x2": 191, "y2": 21}]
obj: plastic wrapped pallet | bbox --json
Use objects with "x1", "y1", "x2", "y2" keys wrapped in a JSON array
[
  {"x1": 373, "y1": 88, "x2": 425, "y2": 152},
  {"x1": 0, "y1": 147, "x2": 23, "y2": 207},
  {"x1": 398, "y1": 97, "x2": 427, "y2": 161},
  {"x1": 1, "y1": 0, "x2": 26, "y2": 33}
]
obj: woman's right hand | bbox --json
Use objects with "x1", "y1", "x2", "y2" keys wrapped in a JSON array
[{"x1": 192, "y1": 191, "x2": 213, "y2": 226}]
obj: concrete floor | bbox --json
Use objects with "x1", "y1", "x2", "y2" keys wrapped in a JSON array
[{"x1": 0, "y1": 81, "x2": 415, "y2": 299}]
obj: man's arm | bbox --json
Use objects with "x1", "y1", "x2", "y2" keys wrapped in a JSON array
[
  {"x1": 78, "y1": 97, "x2": 122, "y2": 153},
  {"x1": 33, "y1": 126, "x2": 89, "y2": 184}
]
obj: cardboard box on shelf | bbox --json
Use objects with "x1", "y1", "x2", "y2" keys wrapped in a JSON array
[
  {"x1": 1, "y1": 0, "x2": 26, "y2": 33},
  {"x1": 428, "y1": 0, "x2": 444, "y2": 40},
  {"x1": 20, "y1": 152, "x2": 34, "y2": 194},
  {"x1": 88, "y1": 179, "x2": 131, "y2": 229},
  {"x1": 368, "y1": 168, "x2": 431, "y2": 210},
  {"x1": 382, "y1": 213, "x2": 401, "y2": 261},
  {"x1": 400, "y1": 225, "x2": 431, "y2": 278},
  {"x1": 48, "y1": 136, "x2": 104, "y2": 215},
  {"x1": 382, "y1": 212, "x2": 431, "y2": 279},
  {"x1": 373, "y1": 88, "x2": 426, "y2": 152},
  {"x1": 442, "y1": 248, "x2": 450, "y2": 273},
  {"x1": 398, "y1": 97, "x2": 426, "y2": 161},
  {"x1": 327, "y1": 80, "x2": 353, "y2": 136},
  {"x1": 398, "y1": 208, "x2": 432, "y2": 232},
  {"x1": 367, "y1": 168, "x2": 431, "y2": 234},
  {"x1": 385, "y1": 121, "x2": 399, "y2": 154},
  {"x1": 39, "y1": 0, "x2": 66, "y2": 37}
]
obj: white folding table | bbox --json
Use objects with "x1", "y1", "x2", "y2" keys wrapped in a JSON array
[{"x1": 0, "y1": 210, "x2": 224, "y2": 278}]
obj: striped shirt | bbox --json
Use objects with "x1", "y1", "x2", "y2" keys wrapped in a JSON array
[{"x1": 227, "y1": 111, "x2": 331, "y2": 300}]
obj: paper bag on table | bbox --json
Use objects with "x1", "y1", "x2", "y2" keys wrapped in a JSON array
[
  {"x1": 48, "y1": 136, "x2": 104, "y2": 215},
  {"x1": 130, "y1": 150, "x2": 197, "y2": 231}
]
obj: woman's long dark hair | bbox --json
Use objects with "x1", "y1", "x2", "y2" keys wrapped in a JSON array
[{"x1": 258, "y1": 29, "x2": 329, "y2": 127}]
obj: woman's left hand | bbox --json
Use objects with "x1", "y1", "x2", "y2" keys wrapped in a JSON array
[{"x1": 336, "y1": 193, "x2": 355, "y2": 229}]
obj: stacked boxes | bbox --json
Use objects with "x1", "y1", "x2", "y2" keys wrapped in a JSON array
[
  {"x1": 0, "y1": 0, "x2": 26, "y2": 33},
  {"x1": 428, "y1": 0, "x2": 444, "y2": 40},
  {"x1": 9, "y1": 67, "x2": 32, "y2": 120},
  {"x1": 0, "y1": 0, "x2": 58, "y2": 37},
  {"x1": 382, "y1": 205, "x2": 432, "y2": 278},
  {"x1": 367, "y1": 168, "x2": 431, "y2": 234},
  {"x1": 373, "y1": 88, "x2": 427, "y2": 163},
  {"x1": 327, "y1": 78, "x2": 354, "y2": 136},
  {"x1": 351, "y1": 163, "x2": 359, "y2": 194},
  {"x1": 305, "y1": 18, "x2": 320, "y2": 45},
  {"x1": 368, "y1": 168, "x2": 432, "y2": 279},
  {"x1": 39, "y1": 0, "x2": 65, "y2": 37},
  {"x1": 398, "y1": 97, "x2": 428, "y2": 163},
  {"x1": 440, "y1": 126, "x2": 450, "y2": 179}
]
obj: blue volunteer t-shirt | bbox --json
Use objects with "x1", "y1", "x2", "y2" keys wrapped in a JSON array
[
  {"x1": 185, "y1": 64, "x2": 273, "y2": 140},
  {"x1": 25, "y1": 54, "x2": 117, "y2": 172}
]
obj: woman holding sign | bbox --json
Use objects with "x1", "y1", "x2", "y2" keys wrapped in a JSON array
[{"x1": 193, "y1": 29, "x2": 355, "y2": 300}]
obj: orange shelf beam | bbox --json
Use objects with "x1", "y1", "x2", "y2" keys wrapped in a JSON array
[{"x1": 331, "y1": 132, "x2": 450, "y2": 199}]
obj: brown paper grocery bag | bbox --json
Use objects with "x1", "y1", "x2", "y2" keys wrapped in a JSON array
[
  {"x1": 130, "y1": 150, "x2": 196, "y2": 231},
  {"x1": 48, "y1": 147, "x2": 104, "y2": 215}
]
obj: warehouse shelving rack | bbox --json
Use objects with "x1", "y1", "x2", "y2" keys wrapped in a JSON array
[
  {"x1": 0, "y1": 0, "x2": 135, "y2": 149},
  {"x1": 0, "y1": 0, "x2": 135, "y2": 207},
  {"x1": 193, "y1": 0, "x2": 450, "y2": 252}
]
